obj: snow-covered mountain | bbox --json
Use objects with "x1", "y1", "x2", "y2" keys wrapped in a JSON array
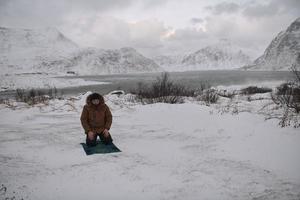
[
  {"x1": 0, "y1": 27, "x2": 79, "y2": 74},
  {"x1": 244, "y1": 18, "x2": 300, "y2": 71},
  {"x1": 152, "y1": 54, "x2": 184, "y2": 71},
  {"x1": 42, "y1": 47, "x2": 162, "y2": 75},
  {"x1": 152, "y1": 41, "x2": 251, "y2": 72},
  {"x1": 180, "y1": 40, "x2": 251, "y2": 70},
  {"x1": 0, "y1": 27, "x2": 78, "y2": 55},
  {"x1": 0, "y1": 27, "x2": 162, "y2": 75},
  {"x1": 153, "y1": 55, "x2": 182, "y2": 66}
]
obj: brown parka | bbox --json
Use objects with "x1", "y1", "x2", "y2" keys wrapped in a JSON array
[{"x1": 80, "y1": 93, "x2": 112, "y2": 134}]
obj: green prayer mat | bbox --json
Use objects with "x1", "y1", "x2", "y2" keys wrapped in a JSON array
[{"x1": 81, "y1": 141, "x2": 121, "y2": 155}]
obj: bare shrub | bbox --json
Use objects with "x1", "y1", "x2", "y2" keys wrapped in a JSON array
[
  {"x1": 16, "y1": 88, "x2": 25, "y2": 101},
  {"x1": 271, "y1": 64, "x2": 300, "y2": 127},
  {"x1": 199, "y1": 81, "x2": 211, "y2": 93},
  {"x1": 241, "y1": 86, "x2": 272, "y2": 95},
  {"x1": 198, "y1": 89, "x2": 219, "y2": 105},
  {"x1": 291, "y1": 63, "x2": 300, "y2": 83},
  {"x1": 132, "y1": 72, "x2": 196, "y2": 104},
  {"x1": 47, "y1": 87, "x2": 58, "y2": 98},
  {"x1": 272, "y1": 82, "x2": 300, "y2": 113},
  {"x1": 0, "y1": 98, "x2": 9, "y2": 105},
  {"x1": 217, "y1": 90, "x2": 237, "y2": 99},
  {"x1": 0, "y1": 98, "x2": 18, "y2": 110},
  {"x1": 15, "y1": 87, "x2": 61, "y2": 105}
]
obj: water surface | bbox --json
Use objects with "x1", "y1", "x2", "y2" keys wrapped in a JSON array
[
  {"x1": 0, "y1": 70, "x2": 294, "y2": 99},
  {"x1": 58, "y1": 70, "x2": 293, "y2": 96}
]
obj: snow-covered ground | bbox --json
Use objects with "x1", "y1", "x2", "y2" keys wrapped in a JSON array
[
  {"x1": 0, "y1": 74, "x2": 109, "y2": 92},
  {"x1": 0, "y1": 89, "x2": 299, "y2": 200}
]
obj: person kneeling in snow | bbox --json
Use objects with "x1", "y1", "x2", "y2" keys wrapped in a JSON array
[{"x1": 80, "y1": 92, "x2": 113, "y2": 146}]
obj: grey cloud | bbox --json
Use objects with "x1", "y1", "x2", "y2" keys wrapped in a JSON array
[
  {"x1": 0, "y1": 0, "x2": 10, "y2": 7},
  {"x1": 190, "y1": 18, "x2": 204, "y2": 24},
  {"x1": 167, "y1": 28, "x2": 208, "y2": 41},
  {"x1": 205, "y1": 0, "x2": 300, "y2": 19},
  {"x1": 0, "y1": 0, "x2": 66, "y2": 27},
  {"x1": 0, "y1": 0, "x2": 133, "y2": 28},
  {"x1": 62, "y1": 17, "x2": 167, "y2": 55},
  {"x1": 242, "y1": 0, "x2": 300, "y2": 18},
  {"x1": 202, "y1": 7, "x2": 300, "y2": 58},
  {"x1": 206, "y1": 2, "x2": 240, "y2": 15},
  {"x1": 129, "y1": 19, "x2": 168, "y2": 49},
  {"x1": 139, "y1": 0, "x2": 169, "y2": 9},
  {"x1": 1, "y1": 0, "x2": 299, "y2": 58},
  {"x1": 242, "y1": 1, "x2": 280, "y2": 18},
  {"x1": 0, "y1": 0, "x2": 170, "y2": 29},
  {"x1": 268, "y1": 0, "x2": 300, "y2": 14},
  {"x1": 67, "y1": 0, "x2": 134, "y2": 12},
  {"x1": 280, "y1": 0, "x2": 300, "y2": 9},
  {"x1": 161, "y1": 27, "x2": 217, "y2": 56}
]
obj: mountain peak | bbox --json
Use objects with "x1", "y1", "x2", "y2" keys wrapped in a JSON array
[
  {"x1": 0, "y1": 26, "x2": 163, "y2": 75},
  {"x1": 286, "y1": 17, "x2": 300, "y2": 33},
  {"x1": 120, "y1": 47, "x2": 137, "y2": 53},
  {"x1": 181, "y1": 41, "x2": 251, "y2": 70},
  {"x1": 245, "y1": 18, "x2": 300, "y2": 71},
  {"x1": 0, "y1": 26, "x2": 79, "y2": 74},
  {"x1": 0, "y1": 26, "x2": 78, "y2": 47},
  {"x1": 217, "y1": 38, "x2": 232, "y2": 46}
]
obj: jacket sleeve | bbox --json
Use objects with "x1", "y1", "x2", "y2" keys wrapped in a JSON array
[
  {"x1": 80, "y1": 105, "x2": 91, "y2": 133},
  {"x1": 104, "y1": 105, "x2": 112, "y2": 130}
]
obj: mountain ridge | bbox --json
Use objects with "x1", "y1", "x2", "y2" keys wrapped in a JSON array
[
  {"x1": 0, "y1": 27, "x2": 163, "y2": 75},
  {"x1": 244, "y1": 17, "x2": 300, "y2": 71},
  {"x1": 153, "y1": 40, "x2": 251, "y2": 71}
]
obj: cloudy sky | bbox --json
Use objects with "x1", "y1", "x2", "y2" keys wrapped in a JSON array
[{"x1": 0, "y1": 0, "x2": 299, "y2": 58}]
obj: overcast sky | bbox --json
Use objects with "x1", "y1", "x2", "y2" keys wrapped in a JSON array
[{"x1": 0, "y1": 0, "x2": 299, "y2": 58}]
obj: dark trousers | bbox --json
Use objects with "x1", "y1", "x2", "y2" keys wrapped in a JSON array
[{"x1": 86, "y1": 132, "x2": 113, "y2": 147}]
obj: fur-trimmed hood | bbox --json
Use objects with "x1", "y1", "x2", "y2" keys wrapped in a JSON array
[{"x1": 86, "y1": 93, "x2": 105, "y2": 106}]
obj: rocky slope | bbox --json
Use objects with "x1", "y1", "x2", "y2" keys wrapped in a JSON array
[{"x1": 244, "y1": 18, "x2": 300, "y2": 71}]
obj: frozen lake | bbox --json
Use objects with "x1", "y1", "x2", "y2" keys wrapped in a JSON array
[
  {"x1": 58, "y1": 70, "x2": 294, "y2": 96},
  {"x1": 0, "y1": 70, "x2": 294, "y2": 99}
]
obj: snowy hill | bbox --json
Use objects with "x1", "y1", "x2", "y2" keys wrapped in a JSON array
[
  {"x1": 0, "y1": 27, "x2": 162, "y2": 75},
  {"x1": 0, "y1": 27, "x2": 79, "y2": 74},
  {"x1": 152, "y1": 54, "x2": 184, "y2": 71},
  {"x1": 244, "y1": 18, "x2": 300, "y2": 71},
  {"x1": 43, "y1": 47, "x2": 163, "y2": 75},
  {"x1": 152, "y1": 41, "x2": 251, "y2": 72},
  {"x1": 180, "y1": 40, "x2": 251, "y2": 71}
]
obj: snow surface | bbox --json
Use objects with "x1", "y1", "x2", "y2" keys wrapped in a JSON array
[
  {"x1": 0, "y1": 90, "x2": 300, "y2": 200},
  {"x1": 0, "y1": 74, "x2": 109, "y2": 92}
]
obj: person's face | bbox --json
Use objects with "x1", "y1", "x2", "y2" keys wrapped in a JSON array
[{"x1": 92, "y1": 99, "x2": 100, "y2": 105}]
